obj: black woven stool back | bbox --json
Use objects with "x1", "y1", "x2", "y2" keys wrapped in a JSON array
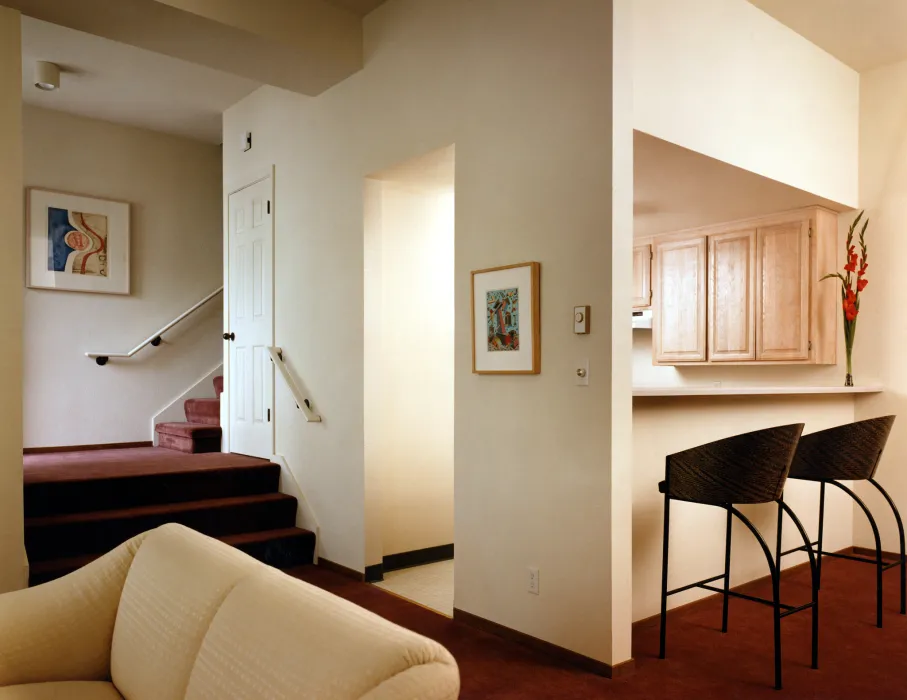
[
  {"x1": 665, "y1": 423, "x2": 804, "y2": 505},
  {"x1": 789, "y1": 415, "x2": 896, "y2": 482}
]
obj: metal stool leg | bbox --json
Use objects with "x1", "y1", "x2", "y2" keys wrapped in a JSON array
[
  {"x1": 869, "y1": 478, "x2": 907, "y2": 615},
  {"x1": 777, "y1": 500, "x2": 820, "y2": 671},
  {"x1": 817, "y1": 481, "x2": 826, "y2": 589},
  {"x1": 659, "y1": 486, "x2": 671, "y2": 659},
  {"x1": 728, "y1": 507, "x2": 783, "y2": 690},
  {"x1": 722, "y1": 506, "x2": 732, "y2": 633},
  {"x1": 775, "y1": 495, "x2": 784, "y2": 570},
  {"x1": 827, "y1": 480, "x2": 884, "y2": 627}
]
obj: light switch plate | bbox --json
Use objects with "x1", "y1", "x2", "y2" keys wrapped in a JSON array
[{"x1": 574, "y1": 306, "x2": 590, "y2": 334}]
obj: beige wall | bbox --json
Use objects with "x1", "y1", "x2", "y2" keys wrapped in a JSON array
[
  {"x1": 0, "y1": 6, "x2": 26, "y2": 592},
  {"x1": 225, "y1": 0, "x2": 631, "y2": 666},
  {"x1": 23, "y1": 106, "x2": 223, "y2": 448},
  {"x1": 632, "y1": 0, "x2": 859, "y2": 208},
  {"x1": 852, "y1": 59, "x2": 907, "y2": 550},
  {"x1": 364, "y1": 151, "x2": 455, "y2": 560}
]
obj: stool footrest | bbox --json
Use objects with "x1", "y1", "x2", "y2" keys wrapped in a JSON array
[
  {"x1": 667, "y1": 573, "x2": 725, "y2": 597},
  {"x1": 697, "y1": 583, "x2": 804, "y2": 612}
]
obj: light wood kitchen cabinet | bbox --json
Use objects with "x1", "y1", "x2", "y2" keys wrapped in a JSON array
[
  {"x1": 632, "y1": 241, "x2": 653, "y2": 309},
  {"x1": 756, "y1": 220, "x2": 810, "y2": 361},
  {"x1": 708, "y1": 229, "x2": 756, "y2": 361},
  {"x1": 653, "y1": 235, "x2": 707, "y2": 363},
  {"x1": 651, "y1": 207, "x2": 838, "y2": 366}
]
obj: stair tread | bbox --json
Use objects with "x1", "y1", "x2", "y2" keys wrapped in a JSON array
[
  {"x1": 30, "y1": 527, "x2": 314, "y2": 576},
  {"x1": 26, "y1": 492, "x2": 295, "y2": 528},
  {"x1": 155, "y1": 422, "x2": 222, "y2": 438}
]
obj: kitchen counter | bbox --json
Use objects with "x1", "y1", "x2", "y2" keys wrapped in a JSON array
[{"x1": 633, "y1": 385, "x2": 883, "y2": 397}]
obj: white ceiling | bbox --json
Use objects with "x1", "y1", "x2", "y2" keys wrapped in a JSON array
[
  {"x1": 748, "y1": 0, "x2": 907, "y2": 72},
  {"x1": 634, "y1": 132, "x2": 847, "y2": 238},
  {"x1": 21, "y1": 16, "x2": 260, "y2": 144}
]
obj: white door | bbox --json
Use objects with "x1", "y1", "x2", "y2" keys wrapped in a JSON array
[{"x1": 227, "y1": 177, "x2": 274, "y2": 458}]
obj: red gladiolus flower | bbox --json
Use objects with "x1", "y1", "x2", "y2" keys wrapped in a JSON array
[
  {"x1": 845, "y1": 258, "x2": 857, "y2": 273},
  {"x1": 859, "y1": 262, "x2": 869, "y2": 277},
  {"x1": 845, "y1": 306, "x2": 858, "y2": 321},
  {"x1": 857, "y1": 278, "x2": 868, "y2": 292},
  {"x1": 846, "y1": 288, "x2": 856, "y2": 303}
]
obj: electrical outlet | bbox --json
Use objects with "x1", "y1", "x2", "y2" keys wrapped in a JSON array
[{"x1": 528, "y1": 567, "x2": 539, "y2": 595}]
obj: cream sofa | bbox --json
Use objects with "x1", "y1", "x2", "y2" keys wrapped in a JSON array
[{"x1": 0, "y1": 524, "x2": 460, "y2": 699}]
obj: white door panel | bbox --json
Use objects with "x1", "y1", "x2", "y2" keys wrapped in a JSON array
[{"x1": 228, "y1": 177, "x2": 274, "y2": 458}]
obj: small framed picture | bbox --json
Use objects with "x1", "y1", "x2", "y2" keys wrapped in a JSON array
[
  {"x1": 471, "y1": 261, "x2": 540, "y2": 374},
  {"x1": 26, "y1": 188, "x2": 130, "y2": 295}
]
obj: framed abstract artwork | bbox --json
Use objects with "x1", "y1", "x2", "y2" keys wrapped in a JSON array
[
  {"x1": 26, "y1": 188, "x2": 130, "y2": 295},
  {"x1": 471, "y1": 261, "x2": 540, "y2": 374}
]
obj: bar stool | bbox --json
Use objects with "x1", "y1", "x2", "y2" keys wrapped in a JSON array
[
  {"x1": 659, "y1": 423, "x2": 818, "y2": 690},
  {"x1": 777, "y1": 415, "x2": 902, "y2": 628}
]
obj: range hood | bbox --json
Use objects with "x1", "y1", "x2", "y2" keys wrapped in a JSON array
[{"x1": 632, "y1": 309, "x2": 652, "y2": 329}]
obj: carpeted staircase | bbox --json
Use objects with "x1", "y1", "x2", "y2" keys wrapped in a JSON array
[
  {"x1": 24, "y1": 447, "x2": 315, "y2": 586},
  {"x1": 155, "y1": 375, "x2": 224, "y2": 453}
]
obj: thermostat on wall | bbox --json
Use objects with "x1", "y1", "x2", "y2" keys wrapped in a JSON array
[{"x1": 574, "y1": 306, "x2": 590, "y2": 334}]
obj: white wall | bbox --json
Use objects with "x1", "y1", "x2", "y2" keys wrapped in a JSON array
[
  {"x1": 225, "y1": 0, "x2": 632, "y2": 666},
  {"x1": 632, "y1": 0, "x2": 859, "y2": 208},
  {"x1": 364, "y1": 150, "x2": 455, "y2": 560},
  {"x1": 633, "y1": 396, "x2": 855, "y2": 621},
  {"x1": 0, "y1": 6, "x2": 27, "y2": 592},
  {"x1": 852, "y1": 59, "x2": 907, "y2": 551},
  {"x1": 23, "y1": 106, "x2": 223, "y2": 448}
]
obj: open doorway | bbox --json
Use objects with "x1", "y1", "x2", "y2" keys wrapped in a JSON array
[{"x1": 364, "y1": 145, "x2": 455, "y2": 615}]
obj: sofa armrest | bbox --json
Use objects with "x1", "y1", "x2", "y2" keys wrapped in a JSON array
[
  {"x1": 0, "y1": 533, "x2": 147, "y2": 687},
  {"x1": 360, "y1": 660, "x2": 461, "y2": 700}
]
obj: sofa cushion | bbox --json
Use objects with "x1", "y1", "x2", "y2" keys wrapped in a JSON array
[
  {"x1": 110, "y1": 524, "x2": 261, "y2": 700},
  {"x1": 185, "y1": 568, "x2": 460, "y2": 700},
  {"x1": 0, "y1": 534, "x2": 146, "y2": 688},
  {"x1": 0, "y1": 682, "x2": 122, "y2": 699}
]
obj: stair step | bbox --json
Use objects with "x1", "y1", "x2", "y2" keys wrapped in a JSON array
[
  {"x1": 214, "y1": 375, "x2": 224, "y2": 398},
  {"x1": 25, "y1": 461, "x2": 280, "y2": 518},
  {"x1": 155, "y1": 422, "x2": 222, "y2": 454},
  {"x1": 25, "y1": 493, "x2": 298, "y2": 562},
  {"x1": 184, "y1": 398, "x2": 220, "y2": 426},
  {"x1": 28, "y1": 527, "x2": 315, "y2": 586}
]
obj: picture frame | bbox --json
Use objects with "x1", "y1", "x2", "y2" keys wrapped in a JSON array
[
  {"x1": 471, "y1": 261, "x2": 541, "y2": 374},
  {"x1": 26, "y1": 187, "x2": 131, "y2": 295}
]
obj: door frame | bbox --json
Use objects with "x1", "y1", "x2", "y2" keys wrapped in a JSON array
[{"x1": 222, "y1": 166, "x2": 276, "y2": 456}]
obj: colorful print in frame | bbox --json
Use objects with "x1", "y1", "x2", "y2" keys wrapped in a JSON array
[
  {"x1": 486, "y1": 287, "x2": 519, "y2": 351},
  {"x1": 472, "y1": 262, "x2": 540, "y2": 374},
  {"x1": 27, "y1": 188, "x2": 130, "y2": 295}
]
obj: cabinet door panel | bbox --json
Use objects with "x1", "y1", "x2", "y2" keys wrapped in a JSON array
[
  {"x1": 654, "y1": 236, "x2": 707, "y2": 363},
  {"x1": 756, "y1": 220, "x2": 810, "y2": 361},
  {"x1": 709, "y1": 229, "x2": 756, "y2": 361},
  {"x1": 632, "y1": 243, "x2": 652, "y2": 309}
]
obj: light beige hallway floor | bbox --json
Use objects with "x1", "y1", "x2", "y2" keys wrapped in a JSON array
[{"x1": 373, "y1": 559, "x2": 454, "y2": 616}]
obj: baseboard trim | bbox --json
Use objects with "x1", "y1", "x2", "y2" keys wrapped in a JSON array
[
  {"x1": 452, "y1": 607, "x2": 634, "y2": 679},
  {"x1": 24, "y1": 441, "x2": 153, "y2": 455},
  {"x1": 384, "y1": 543, "x2": 454, "y2": 573},
  {"x1": 852, "y1": 546, "x2": 904, "y2": 560},
  {"x1": 364, "y1": 563, "x2": 384, "y2": 583},
  {"x1": 318, "y1": 558, "x2": 364, "y2": 582}
]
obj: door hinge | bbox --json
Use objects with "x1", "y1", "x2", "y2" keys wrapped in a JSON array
[
  {"x1": 808, "y1": 340, "x2": 812, "y2": 352},
  {"x1": 650, "y1": 249, "x2": 654, "y2": 260},
  {"x1": 267, "y1": 408, "x2": 271, "y2": 422},
  {"x1": 808, "y1": 226, "x2": 813, "y2": 238},
  {"x1": 267, "y1": 200, "x2": 271, "y2": 214}
]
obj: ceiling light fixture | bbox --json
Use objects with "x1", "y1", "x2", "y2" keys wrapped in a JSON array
[{"x1": 34, "y1": 61, "x2": 60, "y2": 91}]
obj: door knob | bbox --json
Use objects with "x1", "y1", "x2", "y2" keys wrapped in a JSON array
[{"x1": 223, "y1": 332, "x2": 235, "y2": 341}]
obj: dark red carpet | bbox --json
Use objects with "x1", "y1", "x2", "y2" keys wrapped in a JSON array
[{"x1": 291, "y1": 556, "x2": 907, "y2": 699}]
